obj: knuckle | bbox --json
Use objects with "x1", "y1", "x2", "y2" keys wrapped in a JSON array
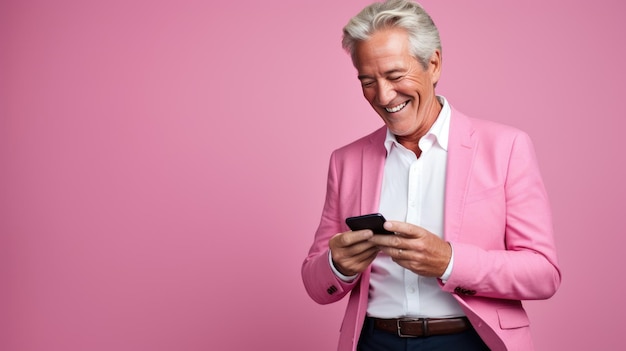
[
  {"x1": 340, "y1": 234, "x2": 353, "y2": 246},
  {"x1": 413, "y1": 242, "x2": 427, "y2": 253},
  {"x1": 390, "y1": 236, "x2": 402, "y2": 246}
]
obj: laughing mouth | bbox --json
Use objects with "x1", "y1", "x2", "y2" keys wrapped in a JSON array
[{"x1": 385, "y1": 101, "x2": 408, "y2": 113}]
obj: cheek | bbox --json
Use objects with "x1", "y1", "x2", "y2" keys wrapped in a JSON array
[
  {"x1": 400, "y1": 77, "x2": 428, "y2": 95},
  {"x1": 362, "y1": 89, "x2": 376, "y2": 104}
]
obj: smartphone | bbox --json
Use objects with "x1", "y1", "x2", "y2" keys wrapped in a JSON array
[{"x1": 345, "y1": 213, "x2": 394, "y2": 235}]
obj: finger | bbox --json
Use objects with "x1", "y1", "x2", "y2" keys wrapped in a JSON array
[
  {"x1": 368, "y1": 232, "x2": 403, "y2": 248},
  {"x1": 334, "y1": 245, "x2": 380, "y2": 276},
  {"x1": 333, "y1": 236, "x2": 380, "y2": 260},
  {"x1": 344, "y1": 239, "x2": 380, "y2": 256},
  {"x1": 352, "y1": 245, "x2": 381, "y2": 262},
  {"x1": 331, "y1": 230, "x2": 373, "y2": 249},
  {"x1": 378, "y1": 245, "x2": 408, "y2": 258},
  {"x1": 383, "y1": 221, "x2": 425, "y2": 238}
]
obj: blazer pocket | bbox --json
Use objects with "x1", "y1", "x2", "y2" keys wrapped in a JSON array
[
  {"x1": 465, "y1": 185, "x2": 504, "y2": 204},
  {"x1": 497, "y1": 308, "x2": 530, "y2": 330}
]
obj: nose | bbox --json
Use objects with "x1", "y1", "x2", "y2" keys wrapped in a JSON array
[{"x1": 375, "y1": 80, "x2": 396, "y2": 106}]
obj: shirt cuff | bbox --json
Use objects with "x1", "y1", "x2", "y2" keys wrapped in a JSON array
[
  {"x1": 328, "y1": 250, "x2": 359, "y2": 282},
  {"x1": 439, "y1": 244, "x2": 454, "y2": 283}
]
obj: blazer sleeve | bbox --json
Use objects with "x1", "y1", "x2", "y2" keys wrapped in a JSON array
[
  {"x1": 301, "y1": 151, "x2": 359, "y2": 304},
  {"x1": 442, "y1": 131, "x2": 561, "y2": 300}
]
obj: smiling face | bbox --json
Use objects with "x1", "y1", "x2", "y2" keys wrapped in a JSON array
[{"x1": 354, "y1": 27, "x2": 442, "y2": 146}]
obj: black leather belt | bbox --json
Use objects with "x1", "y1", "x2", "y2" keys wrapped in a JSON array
[{"x1": 369, "y1": 316, "x2": 471, "y2": 338}]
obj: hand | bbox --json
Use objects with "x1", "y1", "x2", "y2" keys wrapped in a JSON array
[
  {"x1": 329, "y1": 229, "x2": 380, "y2": 276},
  {"x1": 368, "y1": 221, "x2": 452, "y2": 277}
]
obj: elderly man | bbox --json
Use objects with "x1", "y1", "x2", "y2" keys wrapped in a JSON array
[{"x1": 301, "y1": 0, "x2": 561, "y2": 350}]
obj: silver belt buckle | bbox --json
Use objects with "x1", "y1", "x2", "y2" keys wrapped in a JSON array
[{"x1": 396, "y1": 318, "x2": 426, "y2": 338}]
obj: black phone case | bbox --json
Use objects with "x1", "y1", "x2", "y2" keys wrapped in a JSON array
[{"x1": 345, "y1": 213, "x2": 394, "y2": 235}]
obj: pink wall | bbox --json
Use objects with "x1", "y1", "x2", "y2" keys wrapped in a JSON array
[{"x1": 1, "y1": 0, "x2": 624, "y2": 350}]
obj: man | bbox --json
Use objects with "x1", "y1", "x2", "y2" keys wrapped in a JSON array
[{"x1": 301, "y1": 0, "x2": 561, "y2": 350}]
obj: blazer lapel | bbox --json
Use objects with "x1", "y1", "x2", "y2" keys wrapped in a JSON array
[
  {"x1": 360, "y1": 127, "x2": 387, "y2": 214},
  {"x1": 355, "y1": 127, "x2": 387, "y2": 332},
  {"x1": 444, "y1": 109, "x2": 476, "y2": 242}
]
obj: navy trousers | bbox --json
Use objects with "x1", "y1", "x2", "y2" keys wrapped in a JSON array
[{"x1": 357, "y1": 317, "x2": 490, "y2": 351}]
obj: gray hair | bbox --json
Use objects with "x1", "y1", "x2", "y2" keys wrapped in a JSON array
[{"x1": 342, "y1": 0, "x2": 441, "y2": 69}]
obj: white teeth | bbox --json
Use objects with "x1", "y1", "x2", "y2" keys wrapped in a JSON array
[{"x1": 385, "y1": 101, "x2": 407, "y2": 113}]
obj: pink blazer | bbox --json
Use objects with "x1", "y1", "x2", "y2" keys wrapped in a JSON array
[{"x1": 302, "y1": 108, "x2": 561, "y2": 351}]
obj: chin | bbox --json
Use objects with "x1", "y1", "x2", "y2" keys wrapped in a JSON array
[
  {"x1": 381, "y1": 115, "x2": 418, "y2": 136},
  {"x1": 385, "y1": 122, "x2": 415, "y2": 137}
]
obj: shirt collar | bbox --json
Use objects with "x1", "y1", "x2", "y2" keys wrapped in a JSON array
[{"x1": 384, "y1": 95, "x2": 451, "y2": 153}]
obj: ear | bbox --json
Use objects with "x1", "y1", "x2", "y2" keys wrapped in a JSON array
[{"x1": 428, "y1": 49, "x2": 442, "y2": 85}]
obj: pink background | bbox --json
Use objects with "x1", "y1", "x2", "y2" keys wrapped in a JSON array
[{"x1": 1, "y1": 0, "x2": 625, "y2": 350}]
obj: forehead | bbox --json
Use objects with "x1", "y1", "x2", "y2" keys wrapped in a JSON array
[{"x1": 353, "y1": 28, "x2": 413, "y2": 73}]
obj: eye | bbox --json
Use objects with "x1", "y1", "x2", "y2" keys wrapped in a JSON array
[
  {"x1": 389, "y1": 75, "x2": 403, "y2": 81},
  {"x1": 361, "y1": 80, "x2": 375, "y2": 88}
]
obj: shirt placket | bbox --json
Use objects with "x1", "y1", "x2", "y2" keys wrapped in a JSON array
[{"x1": 404, "y1": 157, "x2": 422, "y2": 314}]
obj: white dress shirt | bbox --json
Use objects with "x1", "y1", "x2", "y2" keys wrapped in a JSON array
[{"x1": 368, "y1": 96, "x2": 464, "y2": 318}]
